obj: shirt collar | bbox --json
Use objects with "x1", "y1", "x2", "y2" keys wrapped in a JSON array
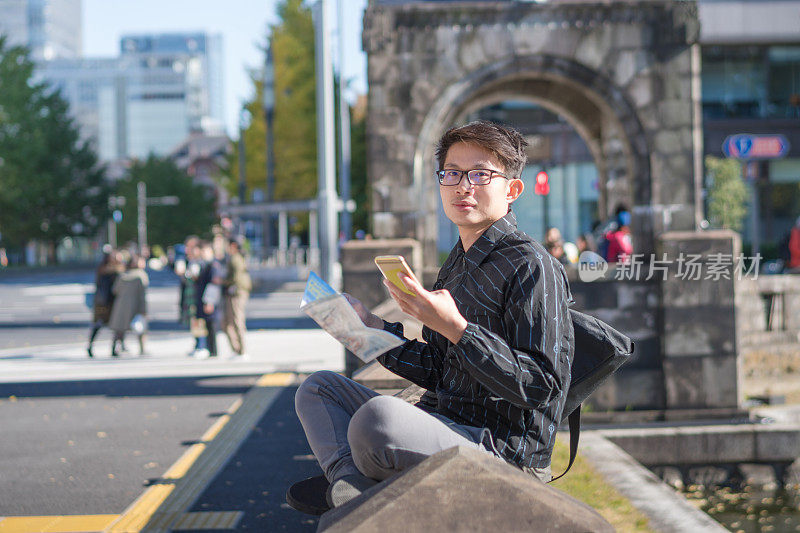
[{"x1": 460, "y1": 210, "x2": 517, "y2": 269}]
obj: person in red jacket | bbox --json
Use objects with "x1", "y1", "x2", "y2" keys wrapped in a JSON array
[
  {"x1": 788, "y1": 216, "x2": 800, "y2": 272},
  {"x1": 605, "y1": 210, "x2": 633, "y2": 264}
]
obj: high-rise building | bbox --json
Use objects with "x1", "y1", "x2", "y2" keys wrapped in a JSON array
[
  {"x1": 42, "y1": 57, "x2": 125, "y2": 161},
  {"x1": 119, "y1": 33, "x2": 225, "y2": 157},
  {"x1": 39, "y1": 31, "x2": 225, "y2": 162},
  {"x1": 0, "y1": 0, "x2": 81, "y2": 60}
]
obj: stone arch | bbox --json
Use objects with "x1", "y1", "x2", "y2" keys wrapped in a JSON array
[
  {"x1": 412, "y1": 55, "x2": 652, "y2": 264},
  {"x1": 363, "y1": 0, "x2": 702, "y2": 274}
]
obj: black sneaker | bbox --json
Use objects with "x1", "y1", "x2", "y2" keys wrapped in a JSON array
[
  {"x1": 286, "y1": 475, "x2": 331, "y2": 515},
  {"x1": 325, "y1": 474, "x2": 378, "y2": 508}
]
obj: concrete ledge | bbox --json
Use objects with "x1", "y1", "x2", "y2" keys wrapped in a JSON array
[
  {"x1": 318, "y1": 446, "x2": 613, "y2": 533},
  {"x1": 597, "y1": 423, "x2": 800, "y2": 466},
  {"x1": 580, "y1": 432, "x2": 727, "y2": 533},
  {"x1": 352, "y1": 361, "x2": 410, "y2": 390}
]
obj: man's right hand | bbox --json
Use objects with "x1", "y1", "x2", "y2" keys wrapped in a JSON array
[{"x1": 343, "y1": 293, "x2": 384, "y2": 329}]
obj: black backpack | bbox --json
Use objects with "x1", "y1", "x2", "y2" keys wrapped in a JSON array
[{"x1": 550, "y1": 309, "x2": 634, "y2": 481}]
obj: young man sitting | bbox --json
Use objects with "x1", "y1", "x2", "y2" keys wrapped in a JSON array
[{"x1": 292, "y1": 121, "x2": 575, "y2": 511}]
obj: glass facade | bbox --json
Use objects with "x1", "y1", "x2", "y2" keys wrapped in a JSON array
[
  {"x1": 702, "y1": 45, "x2": 800, "y2": 120},
  {"x1": 0, "y1": 0, "x2": 81, "y2": 60},
  {"x1": 702, "y1": 42, "x2": 800, "y2": 256}
]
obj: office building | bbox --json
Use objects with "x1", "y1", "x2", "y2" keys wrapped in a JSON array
[
  {"x1": 0, "y1": 0, "x2": 81, "y2": 60},
  {"x1": 699, "y1": 0, "x2": 800, "y2": 252},
  {"x1": 39, "y1": 32, "x2": 225, "y2": 162},
  {"x1": 120, "y1": 33, "x2": 225, "y2": 158}
]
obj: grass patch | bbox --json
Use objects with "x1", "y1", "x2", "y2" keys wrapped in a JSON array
[{"x1": 549, "y1": 437, "x2": 654, "y2": 532}]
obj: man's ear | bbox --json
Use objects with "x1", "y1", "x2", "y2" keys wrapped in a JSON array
[{"x1": 506, "y1": 179, "x2": 524, "y2": 202}]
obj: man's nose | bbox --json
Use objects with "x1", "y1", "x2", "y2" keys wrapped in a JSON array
[{"x1": 456, "y1": 176, "x2": 475, "y2": 193}]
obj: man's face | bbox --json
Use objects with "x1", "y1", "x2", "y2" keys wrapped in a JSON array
[{"x1": 439, "y1": 142, "x2": 521, "y2": 232}]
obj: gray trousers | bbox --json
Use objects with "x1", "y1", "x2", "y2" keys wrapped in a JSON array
[{"x1": 295, "y1": 370, "x2": 499, "y2": 483}]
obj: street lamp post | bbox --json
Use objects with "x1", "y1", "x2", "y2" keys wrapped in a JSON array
[
  {"x1": 238, "y1": 109, "x2": 250, "y2": 204},
  {"x1": 136, "y1": 182, "x2": 180, "y2": 254},
  {"x1": 313, "y1": 0, "x2": 339, "y2": 286},
  {"x1": 263, "y1": 42, "x2": 276, "y2": 254},
  {"x1": 337, "y1": 0, "x2": 352, "y2": 241},
  {"x1": 264, "y1": 42, "x2": 276, "y2": 205},
  {"x1": 107, "y1": 195, "x2": 126, "y2": 248}
]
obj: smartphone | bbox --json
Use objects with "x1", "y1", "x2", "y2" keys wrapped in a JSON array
[{"x1": 374, "y1": 255, "x2": 419, "y2": 296}]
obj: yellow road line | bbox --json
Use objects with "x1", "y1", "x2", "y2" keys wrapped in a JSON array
[
  {"x1": 0, "y1": 514, "x2": 118, "y2": 533},
  {"x1": 256, "y1": 372, "x2": 294, "y2": 387},
  {"x1": 104, "y1": 372, "x2": 294, "y2": 532}
]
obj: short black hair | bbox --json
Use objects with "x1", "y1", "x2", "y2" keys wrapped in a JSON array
[{"x1": 435, "y1": 120, "x2": 528, "y2": 179}]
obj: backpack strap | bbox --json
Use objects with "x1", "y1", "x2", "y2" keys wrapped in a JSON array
[{"x1": 549, "y1": 405, "x2": 581, "y2": 483}]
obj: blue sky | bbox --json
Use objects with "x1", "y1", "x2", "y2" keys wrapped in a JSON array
[{"x1": 83, "y1": 0, "x2": 368, "y2": 137}]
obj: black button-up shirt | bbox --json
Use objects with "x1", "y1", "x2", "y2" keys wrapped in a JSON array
[{"x1": 379, "y1": 210, "x2": 575, "y2": 470}]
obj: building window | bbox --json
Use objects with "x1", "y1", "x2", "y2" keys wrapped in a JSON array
[
  {"x1": 702, "y1": 45, "x2": 800, "y2": 120},
  {"x1": 768, "y1": 47, "x2": 800, "y2": 119},
  {"x1": 78, "y1": 81, "x2": 97, "y2": 103}
]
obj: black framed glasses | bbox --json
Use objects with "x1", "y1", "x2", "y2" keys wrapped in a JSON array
[{"x1": 436, "y1": 168, "x2": 508, "y2": 186}]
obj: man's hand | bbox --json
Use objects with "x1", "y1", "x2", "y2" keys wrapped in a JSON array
[
  {"x1": 384, "y1": 274, "x2": 468, "y2": 345},
  {"x1": 203, "y1": 303, "x2": 214, "y2": 315},
  {"x1": 343, "y1": 293, "x2": 384, "y2": 329}
]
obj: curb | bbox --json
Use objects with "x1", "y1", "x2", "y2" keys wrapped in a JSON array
[{"x1": 579, "y1": 432, "x2": 726, "y2": 532}]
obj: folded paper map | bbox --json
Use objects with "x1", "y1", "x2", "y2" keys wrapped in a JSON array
[{"x1": 300, "y1": 272, "x2": 404, "y2": 363}]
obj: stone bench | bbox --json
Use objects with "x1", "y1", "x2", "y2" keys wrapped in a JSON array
[
  {"x1": 317, "y1": 445, "x2": 612, "y2": 532},
  {"x1": 315, "y1": 364, "x2": 612, "y2": 532}
]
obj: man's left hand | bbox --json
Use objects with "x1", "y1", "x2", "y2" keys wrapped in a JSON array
[{"x1": 384, "y1": 274, "x2": 468, "y2": 344}]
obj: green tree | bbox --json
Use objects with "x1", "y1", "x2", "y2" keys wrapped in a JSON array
[
  {"x1": 114, "y1": 155, "x2": 216, "y2": 248},
  {"x1": 225, "y1": 0, "x2": 317, "y2": 204},
  {"x1": 222, "y1": 0, "x2": 372, "y2": 239},
  {"x1": 706, "y1": 155, "x2": 748, "y2": 232},
  {"x1": 0, "y1": 37, "x2": 108, "y2": 257}
]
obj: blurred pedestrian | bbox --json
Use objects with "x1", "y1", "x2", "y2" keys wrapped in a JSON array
[
  {"x1": 576, "y1": 233, "x2": 597, "y2": 256},
  {"x1": 175, "y1": 235, "x2": 199, "y2": 325},
  {"x1": 87, "y1": 248, "x2": 124, "y2": 358},
  {"x1": 605, "y1": 209, "x2": 633, "y2": 263},
  {"x1": 222, "y1": 236, "x2": 252, "y2": 359},
  {"x1": 788, "y1": 216, "x2": 800, "y2": 273},
  {"x1": 544, "y1": 227, "x2": 570, "y2": 265},
  {"x1": 193, "y1": 241, "x2": 224, "y2": 359},
  {"x1": 108, "y1": 255, "x2": 149, "y2": 357}
]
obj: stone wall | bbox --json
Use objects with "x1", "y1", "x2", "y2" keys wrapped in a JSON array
[
  {"x1": 737, "y1": 274, "x2": 800, "y2": 383},
  {"x1": 658, "y1": 230, "x2": 742, "y2": 411},
  {"x1": 340, "y1": 238, "x2": 423, "y2": 311},
  {"x1": 568, "y1": 274, "x2": 664, "y2": 411}
]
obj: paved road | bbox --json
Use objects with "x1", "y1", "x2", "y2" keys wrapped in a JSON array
[{"x1": 0, "y1": 267, "x2": 340, "y2": 531}]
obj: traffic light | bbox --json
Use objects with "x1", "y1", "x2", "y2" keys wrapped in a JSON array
[{"x1": 534, "y1": 170, "x2": 550, "y2": 195}]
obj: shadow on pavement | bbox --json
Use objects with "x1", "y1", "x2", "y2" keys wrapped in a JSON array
[
  {"x1": 0, "y1": 375, "x2": 258, "y2": 399},
  {"x1": 185, "y1": 385, "x2": 321, "y2": 532}
]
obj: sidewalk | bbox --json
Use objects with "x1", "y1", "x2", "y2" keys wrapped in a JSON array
[
  {"x1": 0, "y1": 328, "x2": 341, "y2": 532},
  {"x1": 0, "y1": 328, "x2": 344, "y2": 384}
]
